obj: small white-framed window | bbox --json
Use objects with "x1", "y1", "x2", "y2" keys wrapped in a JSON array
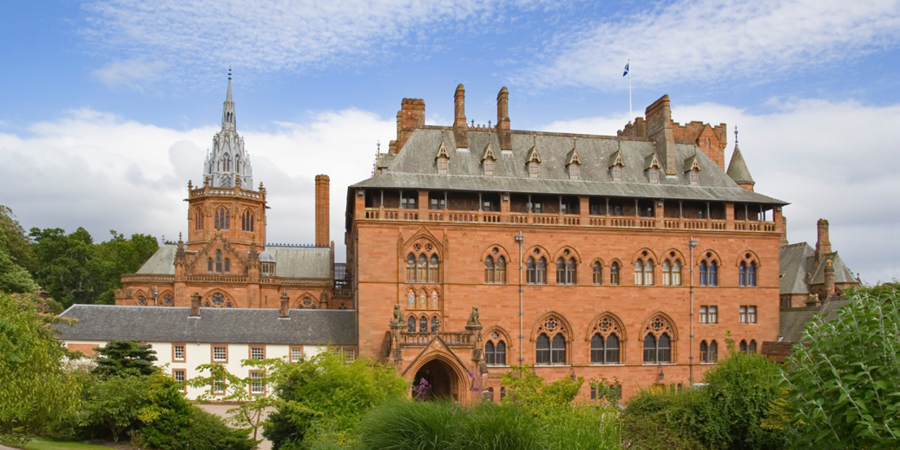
[
  {"x1": 173, "y1": 344, "x2": 185, "y2": 361},
  {"x1": 290, "y1": 347, "x2": 303, "y2": 363},
  {"x1": 250, "y1": 346, "x2": 265, "y2": 360},
  {"x1": 250, "y1": 371, "x2": 265, "y2": 395},
  {"x1": 213, "y1": 345, "x2": 227, "y2": 362}
]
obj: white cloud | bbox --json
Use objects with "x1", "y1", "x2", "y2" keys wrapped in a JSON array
[
  {"x1": 521, "y1": 0, "x2": 900, "y2": 89},
  {"x1": 544, "y1": 99, "x2": 900, "y2": 283},
  {"x1": 0, "y1": 107, "x2": 392, "y2": 261},
  {"x1": 92, "y1": 58, "x2": 170, "y2": 91},
  {"x1": 81, "y1": 0, "x2": 510, "y2": 81}
]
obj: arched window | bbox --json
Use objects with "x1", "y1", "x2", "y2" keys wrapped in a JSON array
[
  {"x1": 207, "y1": 258, "x2": 213, "y2": 273},
  {"x1": 593, "y1": 262, "x2": 602, "y2": 285},
  {"x1": 748, "y1": 261, "x2": 757, "y2": 287},
  {"x1": 672, "y1": 260, "x2": 682, "y2": 286},
  {"x1": 566, "y1": 258, "x2": 577, "y2": 284},
  {"x1": 215, "y1": 251, "x2": 222, "y2": 273},
  {"x1": 407, "y1": 316, "x2": 415, "y2": 333},
  {"x1": 526, "y1": 257, "x2": 536, "y2": 284},
  {"x1": 214, "y1": 207, "x2": 230, "y2": 230},
  {"x1": 634, "y1": 260, "x2": 643, "y2": 285},
  {"x1": 591, "y1": 333, "x2": 621, "y2": 364},
  {"x1": 242, "y1": 210, "x2": 254, "y2": 232},
  {"x1": 194, "y1": 209, "x2": 203, "y2": 230},
  {"x1": 536, "y1": 334, "x2": 550, "y2": 365},
  {"x1": 662, "y1": 260, "x2": 671, "y2": 286},
  {"x1": 536, "y1": 257, "x2": 547, "y2": 284},
  {"x1": 709, "y1": 261, "x2": 718, "y2": 286},
  {"x1": 643, "y1": 334, "x2": 657, "y2": 363},
  {"x1": 406, "y1": 254, "x2": 416, "y2": 282},
  {"x1": 429, "y1": 254, "x2": 440, "y2": 283},
  {"x1": 485, "y1": 256, "x2": 495, "y2": 284},
  {"x1": 700, "y1": 340, "x2": 708, "y2": 363},
  {"x1": 610, "y1": 262, "x2": 620, "y2": 285},
  {"x1": 224, "y1": 258, "x2": 230, "y2": 273},
  {"x1": 643, "y1": 316, "x2": 674, "y2": 363},
  {"x1": 699, "y1": 261, "x2": 708, "y2": 286},
  {"x1": 431, "y1": 316, "x2": 440, "y2": 332},
  {"x1": 236, "y1": 157, "x2": 241, "y2": 173},
  {"x1": 740, "y1": 340, "x2": 748, "y2": 352},
  {"x1": 485, "y1": 341, "x2": 495, "y2": 365},
  {"x1": 709, "y1": 340, "x2": 718, "y2": 362},
  {"x1": 556, "y1": 257, "x2": 565, "y2": 284},
  {"x1": 644, "y1": 259, "x2": 655, "y2": 285},
  {"x1": 739, "y1": 261, "x2": 747, "y2": 286},
  {"x1": 419, "y1": 316, "x2": 427, "y2": 333},
  {"x1": 495, "y1": 341, "x2": 506, "y2": 366},
  {"x1": 496, "y1": 256, "x2": 506, "y2": 284},
  {"x1": 417, "y1": 254, "x2": 427, "y2": 282},
  {"x1": 551, "y1": 334, "x2": 566, "y2": 364},
  {"x1": 749, "y1": 340, "x2": 757, "y2": 353}
]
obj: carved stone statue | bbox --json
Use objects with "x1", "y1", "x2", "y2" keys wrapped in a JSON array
[
  {"x1": 391, "y1": 304, "x2": 404, "y2": 326},
  {"x1": 466, "y1": 306, "x2": 481, "y2": 327}
]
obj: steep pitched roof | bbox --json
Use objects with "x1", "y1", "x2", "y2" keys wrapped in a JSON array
[
  {"x1": 810, "y1": 252, "x2": 857, "y2": 284},
  {"x1": 779, "y1": 243, "x2": 815, "y2": 295},
  {"x1": 136, "y1": 245, "x2": 331, "y2": 279},
  {"x1": 56, "y1": 305, "x2": 357, "y2": 346},
  {"x1": 726, "y1": 146, "x2": 754, "y2": 183}
]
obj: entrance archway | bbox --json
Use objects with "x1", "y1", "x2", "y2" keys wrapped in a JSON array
[{"x1": 413, "y1": 359, "x2": 460, "y2": 400}]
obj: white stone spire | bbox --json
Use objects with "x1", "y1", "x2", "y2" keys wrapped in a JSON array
[{"x1": 203, "y1": 69, "x2": 254, "y2": 189}]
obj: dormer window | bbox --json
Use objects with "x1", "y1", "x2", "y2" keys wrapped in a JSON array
[
  {"x1": 435, "y1": 142, "x2": 451, "y2": 175},
  {"x1": 690, "y1": 169, "x2": 700, "y2": 186},
  {"x1": 649, "y1": 167, "x2": 659, "y2": 184},
  {"x1": 566, "y1": 138, "x2": 582, "y2": 180},
  {"x1": 684, "y1": 155, "x2": 702, "y2": 186},
  {"x1": 609, "y1": 151, "x2": 625, "y2": 182},
  {"x1": 525, "y1": 140, "x2": 542, "y2": 179},
  {"x1": 482, "y1": 144, "x2": 497, "y2": 177},
  {"x1": 528, "y1": 161, "x2": 540, "y2": 178},
  {"x1": 612, "y1": 165, "x2": 623, "y2": 182},
  {"x1": 568, "y1": 164, "x2": 580, "y2": 180}
]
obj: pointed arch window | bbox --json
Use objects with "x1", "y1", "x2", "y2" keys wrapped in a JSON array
[
  {"x1": 551, "y1": 334, "x2": 566, "y2": 364},
  {"x1": 236, "y1": 157, "x2": 241, "y2": 173},
  {"x1": 740, "y1": 340, "x2": 748, "y2": 353},
  {"x1": 634, "y1": 260, "x2": 643, "y2": 285},
  {"x1": 428, "y1": 254, "x2": 440, "y2": 283},
  {"x1": 749, "y1": 340, "x2": 757, "y2": 353},
  {"x1": 496, "y1": 256, "x2": 506, "y2": 284},
  {"x1": 406, "y1": 254, "x2": 416, "y2": 282},
  {"x1": 407, "y1": 316, "x2": 415, "y2": 333},
  {"x1": 430, "y1": 316, "x2": 440, "y2": 332},
  {"x1": 526, "y1": 257, "x2": 536, "y2": 284},
  {"x1": 739, "y1": 261, "x2": 747, "y2": 286},
  {"x1": 207, "y1": 258, "x2": 213, "y2": 273},
  {"x1": 700, "y1": 340, "x2": 718, "y2": 363},
  {"x1": 242, "y1": 210, "x2": 254, "y2": 232},
  {"x1": 709, "y1": 261, "x2": 718, "y2": 286},
  {"x1": 485, "y1": 256, "x2": 495, "y2": 284},
  {"x1": 494, "y1": 341, "x2": 507, "y2": 365},
  {"x1": 662, "y1": 260, "x2": 671, "y2": 286},
  {"x1": 417, "y1": 254, "x2": 427, "y2": 282},
  {"x1": 610, "y1": 262, "x2": 620, "y2": 286},
  {"x1": 699, "y1": 261, "x2": 708, "y2": 285},
  {"x1": 536, "y1": 334, "x2": 550, "y2": 364},
  {"x1": 556, "y1": 258, "x2": 565, "y2": 284},
  {"x1": 662, "y1": 260, "x2": 682, "y2": 286},
  {"x1": 224, "y1": 258, "x2": 231, "y2": 273},
  {"x1": 566, "y1": 258, "x2": 577, "y2": 284},
  {"x1": 536, "y1": 257, "x2": 547, "y2": 284},
  {"x1": 485, "y1": 341, "x2": 495, "y2": 365},
  {"x1": 419, "y1": 315, "x2": 427, "y2": 333},
  {"x1": 644, "y1": 259, "x2": 654, "y2": 285},
  {"x1": 591, "y1": 333, "x2": 621, "y2": 364},
  {"x1": 643, "y1": 333, "x2": 672, "y2": 363},
  {"x1": 195, "y1": 209, "x2": 203, "y2": 230},
  {"x1": 215, "y1": 251, "x2": 222, "y2": 273},
  {"x1": 592, "y1": 262, "x2": 602, "y2": 285},
  {"x1": 748, "y1": 261, "x2": 757, "y2": 287},
  {"x1": 437, "y1": 156, "x2": 449, "y2": 174},
  {"x1": 528, "y1": 160, "x2": 540, "y2": 178},
  {"x1": 215, "y1": 207, "x2": 230, "y2": 230}
]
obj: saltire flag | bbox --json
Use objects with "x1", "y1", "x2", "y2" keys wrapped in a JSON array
[{"x1": 623, "y1": 62, "x2": 629, "y2": 77}]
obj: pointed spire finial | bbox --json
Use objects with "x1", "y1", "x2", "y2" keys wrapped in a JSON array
[
  {"x1": 734, "y1": 125, "x2": 739, "y2": 146},
  {"x1": 228, "y1": 66, "x2": 232, "y2": 80}
]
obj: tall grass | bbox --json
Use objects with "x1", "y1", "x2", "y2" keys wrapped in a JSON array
[{"x1": 356, "y1": 399, "x2": 620, "y2": 450}]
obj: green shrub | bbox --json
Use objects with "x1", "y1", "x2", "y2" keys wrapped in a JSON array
[
  {"x1": 455, "y1": 402, "x2": 542, "y2": 450},
  {"x1": 622, "y1": 386, "x2": 721, "y2": 450},
  {"x1": 358, "y1": 399, "x2": 460, "y2": 450}
]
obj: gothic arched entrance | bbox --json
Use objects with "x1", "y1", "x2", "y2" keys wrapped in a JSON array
[{"x1": 413, "y1": 359, "x2": 461, "y2": 401}]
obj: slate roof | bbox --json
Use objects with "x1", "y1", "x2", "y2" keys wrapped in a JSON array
[
  {"x1": 56, "y1": 305, "x2": 357, "y2": 346},
  {"x1": 726, "y1": 146, "x2": 754, "y2": 183},
  {"x1": 137, "y1": 245, "x2": 331, "y2": 279},
  {"x1": 355, "y1": 129, "x2": 785, "y2": 205},
  {"x1": 777, "y1": 297, "x2": 851, "y2": 342},
  {"x1": 779, "y1": 244, "x2": 857, "y2": 295}
]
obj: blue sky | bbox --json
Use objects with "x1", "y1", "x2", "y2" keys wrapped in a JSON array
[{"x1": 1, "y1": 0, "x2": 898, "y2": 282}]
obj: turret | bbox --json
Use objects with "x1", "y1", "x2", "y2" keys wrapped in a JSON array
[{"x1": 726, "y1": 127, "x2": 755, "y2": 191}]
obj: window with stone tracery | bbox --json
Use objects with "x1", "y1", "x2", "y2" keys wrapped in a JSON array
[
  {"x1": 610, "y1": 262, "x2": 620, "y2": 285},
  {"x1": 215, "y1": 251, "x2": 222, "y2": 273},
  {"x1": 643, "y1": 316, "x2": 674, "y2": 363},
  {"x1": 590, "y1": 315, "x2": 622, "y2": 364},
  {"x1": 194, "y1": 208, "x2": 203, "y2": 230},
  {"x1": 662, "y1": 258, "x2": 682, "y2": 286},
  {"x1": 535, "y1": 316, "x2": 567, "y2": 365},
  {"x1": 214, "y1": 207, "x2": 230, "y2": 230},
  {"x1": 242, "y1": 210, "x2": 254, "y2": 232},
  {"x1": 429, "y1": 254, "x2": 439, "y2": 282}
]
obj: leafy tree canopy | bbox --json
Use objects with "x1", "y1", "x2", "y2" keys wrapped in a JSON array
[
  {"x1": 500, "y1": 365, "x2": 584, "y2": 414},
  {"x1": 0, "y1": 206, "x2": 34, "y2": 271},
  {"x1": 783, "y1": 284, "x2": 900, "y2": 449},
  {"x1": 93, "y1": 339, "x2": 159, "y2": 378},
  {"x1": 0, "y1": 292, "x2": 80, "y2": 443}
]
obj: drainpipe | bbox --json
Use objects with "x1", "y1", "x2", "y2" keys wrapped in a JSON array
[
  {"x1": 688, "y1": 237, "x2": 699, "y2": 385},
  {"x1": 515, "y1": 232, "x2": 525, "y2": 365}
]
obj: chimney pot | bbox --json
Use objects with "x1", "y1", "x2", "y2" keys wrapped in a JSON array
[{"x1": 190, "y1": 293, "x2": 201, "y2": 317}]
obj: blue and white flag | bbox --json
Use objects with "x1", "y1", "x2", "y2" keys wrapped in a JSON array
[{"x1": 623, "y1": 62, "x2": 629, "y2": 77}]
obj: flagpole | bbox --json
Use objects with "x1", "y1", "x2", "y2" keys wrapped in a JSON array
[{"x1": 628, "y1": 59, "x2": 632, "y2": 123}]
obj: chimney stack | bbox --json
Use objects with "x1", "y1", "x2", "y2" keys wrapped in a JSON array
[
  {"x1": 645, "y1": 95, "x2": 676, "y2": 175},
  {"x1": 315, "y1": 174, "x2": 330, "y2": 247},
  {"x1": 280, "y1": 291, "x2": 289, "y2": 318},
  {"x1": 454, "y1": 84, "x2": 468, "y2": 149},
  {"x1": 190, "y1": 293, "x2": 200, "y2": 317},
  {"x1": 824, "y1": 260, "x2": 835, "y2": 298},
  {"x1": 815, "y1": 218, "x2": 831, "y2": 263},
  {"x1": 497, "y1": 87, "x2": 511, "y2": 150},
  {"x1": 393, "y1": 98, "x2": 425, "y2": 154},
  {"x1": 779, "y1": 216, "x2": 789, "y2": 247}
]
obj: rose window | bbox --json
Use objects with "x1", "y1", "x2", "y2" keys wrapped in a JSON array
[
  {"x1": 600, "y1": 318, "x2": 612, "y2": 332},
  {"x1": 164, "y1": 295, "x2": 174, "y2": 306},
  {"x1": 544, "y1": 318, "x2": 558, "y2": 332},
  {"x1": 302, "y1": 297, "x2": 313, "y2": 308},
  {"x1": 212, "y1": 293, "x2": 225, "y2": 306},
  {"x1": 652, "y1": 318, "x2": 664, "y2": 332}
]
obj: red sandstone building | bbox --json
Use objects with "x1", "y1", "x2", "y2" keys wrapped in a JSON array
[
  {"x1": 346, "y1": 86, "x2": 787, "y2": 401},
  {"x1": 116, "y1": 74, "x2": 350, "y2": 311}
]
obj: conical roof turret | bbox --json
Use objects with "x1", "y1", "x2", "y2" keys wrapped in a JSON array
[{"x1": 726, "y1": 126, "x2": 754, "y2": 186}]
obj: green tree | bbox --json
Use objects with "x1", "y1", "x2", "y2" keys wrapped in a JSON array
[
  {"x1": 783, "y1": 284, "x2": 899, "y2": 449},
  {"x1": 29, "y1": 227, "x2": 97, "y2": 306},
  {"x1": 187, "y1": 359, "x2": 282, "y2": 448},
  {"x1": 92, "y1": 231, "x2": 159, "y2": 304},
  {"x1": 0, "y1": 244, "x2": 38, "y2": 294},
  {"x1": 0, "y1": 292, "x2": 80, "y2": 443},
  {"x1": 499, "y1": 365, "x2": 584, "y2": 413},
  {"x1": 93, "y1": 339, "x2": 159, "y2": 378},
  {"x1": 80, "y1": 374, "x2": 151, "y2": 442},
  {"x1": 263, "y1": 349, "x2": 408, "y2": 449},
  {"x1": 0, "y1": 206, "x2": 35, "y2": 271}
]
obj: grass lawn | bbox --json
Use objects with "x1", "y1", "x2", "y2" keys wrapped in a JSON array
[{"x1": 23, "y1": 438, "x2": 114, "y2": 450}]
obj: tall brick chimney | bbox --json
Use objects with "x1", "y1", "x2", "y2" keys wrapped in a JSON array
[
  {"x1": 392, "y1": 98, "x2": 425, "y2": 154},
  {"x1": 815, "y1": 218, "x2": 831, "y2": 263},
  {"x1": 315, "y1": 174, "x2": 330, "y2": 247},
  {"x1": 779, "y1": 216, "x2": 789, "y2": 247},
  {"x1": 280, "y1": 291, "x2": 289, "y2": 318},
  {"x1": 190, "y1": 293, "x2": 200, "y2": 317},
  {"x1": 454, "y1": 84, "x2": 468, "y2": 149},
  {"x1": 497, "y1": 87, "x2": 511, "y2": 150},
  {"x1": 824, "y1": 260, "x2": 835, "y2": 298},
  {"x1": 645, "y1": 95, "x2": 676, "y2": 175}
]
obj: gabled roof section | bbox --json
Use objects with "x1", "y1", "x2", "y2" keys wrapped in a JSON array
[
  {"x1": 435, "y1": 141, "x2": 451, "y2": 160},
  {"x1": 644, "y1": 153, "x2": 662, "y2": 170},
  {"x1": 482, "y1": 143, "x2": 497, "y2": 161},
  {"x1": 779, "y1": 243, "x2": 815, "y2": 295},
  {"x1": 726, "y1": 146, "x2": 754, "y2": 183},
  {"x1": 137, "y1": 245, "x2": 177, "y2": 275},
  {"x1": 608, "y1": 150, "x2": 625, "y2": 168},
  {"x1": 683, "y1": 153, "x2": 701, "y2": 172},
  {"x1": 526, "y1": 142, "x2": 542, "y2": 164},
  {"x1": 565, "y1": 138, "x2": 581, "y2": 166},
  {"x1": 810, "y1": 252, "x2": 856, "y2": 285}
]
